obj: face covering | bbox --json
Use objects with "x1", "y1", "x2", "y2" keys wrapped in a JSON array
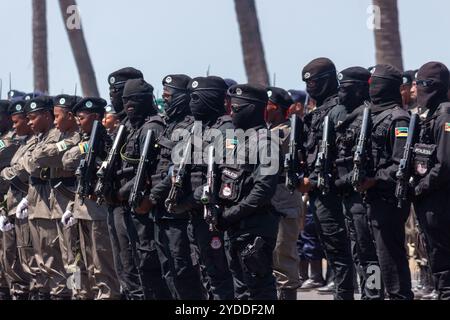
[
  {"x1": 124, "y1": 95, "x2": 155, "y2": 124},
  {"x1": 338, "y1": 83, "x2": 368, "y2": 109},
  {"x1": 164, "y1": 89, "x2": 190, "y2": 120},
  {"x1": 189, "y1": 90, "x2": 225, "y2": 122},
  {"x1": 416, "y1": 82, "x2": 447, "y2": 112},
  {"x1": 306, "y1": 74, "x2": 338, "y2": 105},
  {"x1": 231, "y1": 102, "x2": 265, "y2": 130},
  {"x1": 369, "y1": 77, "x2": 402, "y2": 106}
]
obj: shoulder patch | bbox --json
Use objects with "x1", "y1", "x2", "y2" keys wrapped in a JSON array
[
  {"x1": 445, "y1": 122, "x2": 450, "y2": 132},
  {"x1": 0, "y1": 140, "x2": 5, "y2": 150},
  {"x1": 78, "y1": 142, "x2": 89, "y2": 154},
  {"x1": 56, "y1": 141, "x2": 68, "y2": 152},
  {"x1": 395, "y1": 127, "x2": 409, "y2": 138}
]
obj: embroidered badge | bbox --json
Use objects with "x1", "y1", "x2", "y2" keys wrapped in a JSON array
[
  {"x1": 78, "y1": 142, "x2": 89, "y2": 154},
  {"x1": 0, "y1": 140, "x2": 5, "y2": 150},
  {"x1": 395, "y1": 127, "x2": 409, "y2": 138},
  {"x1": 225, "y1": 138, "x2": 238, "y2": 149},
  {"x1": 210, "y1": 236, "x2": 222, "y2": 250},
  {"x1": 445, "y1": 123, "x2": 450, "y2": 132},
  {"x1": 222, "y1": 184, "x2": 232, "y2": 197},
  {"x1": 56, "y1": 141, "x2": 68, "y2": 152}
]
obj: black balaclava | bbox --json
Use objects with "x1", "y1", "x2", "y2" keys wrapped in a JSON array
[
  {"x1": 369, "y1": 64, "x2": 402, "y2": 107},
  {"x1": 108, "y1": 67, "x2": 143, "y2": 114},
  {"x1": 228, "y1": 84, "x2": 268, "y2": 130},
  {"x1": 162, "y1": 74, "x2": 191, "y2": 121},
  {"x1": 122, "y1": 79, "x2": 157, "y2": 126},
  {"x1": 338, "y1": 66, "x2": 371, "y2": 109},
  {"x1": 416, "y1": 61, "x2": 450, "y2": 113},
  {"x1": 189, "y1": 76, "x2": 227, "y2": 122},
  {"x1": 302, "y1": 57, "x2": 338, "y2": 106}
]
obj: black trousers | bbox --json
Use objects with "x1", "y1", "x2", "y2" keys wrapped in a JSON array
[
  {"x1": 310, "y1": 191, "x2": 354, "y2": 300},
  {"x1": 154, "y1": 218, "x2": 205, "y2": 299},
  {"x1": 188, "y1": 218, "x2": 234, "y2": 300},
  {"x1": 225, "y1": 233, "x2": 277, "y2": 300},
  {"x1": 414, "y1": 189, "x2": 450, "y2": 300},
  {"x1": 131, "y1": 212, "x2": 173, "y2": 300},
  {"x1": 366, "y1": 193, "x2": 413, "y2": 300},
  {"x1": 342, "y1": 191, "x2": 384, "y2": 300},
  {"x1": 108, "y1": 207, "x2": 143, "y2": 299}
]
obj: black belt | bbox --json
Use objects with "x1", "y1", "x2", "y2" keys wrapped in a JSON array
[
  {"x1": 50, "y1": 177, "x2": 77, "y2": 187},
  {"x1": 29, "y1": 177, "x2": 49, "y2": 186}
]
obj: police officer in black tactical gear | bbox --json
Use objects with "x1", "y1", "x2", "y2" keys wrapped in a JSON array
[
  {"x1": 165, "y1": 76, "x2": 234, "y2": 300},
  {"x1": 413, "y1": 61, "x2": 450, "y2": 300},
  {"x1": 105, "y1": 67, "x2": 145, "y2": 299},
  {"x1": 357, "y1": 64, "x2": 413, "y2": 300},
  {"x1": 331, "y1": 67, "x2": 384, "y2": 300},
  {"x1": 113, "y1": 78, "x2": 173, "y2": 300},
  {"x1": 149, "y1": 74, "x2": 204, "y2": 300},
  {"x1": 298, "y1": 57, "x2": 355, "y2": 300},
  {"x1": 214, "y1": 83, "x2": 279, "y2": 300}
]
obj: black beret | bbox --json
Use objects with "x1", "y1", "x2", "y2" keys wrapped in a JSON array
[
  {"x1": 288, "y1": 90, "x2": 307, "y2": 104},
  {"x1": 104, "y1": 104, "x2": 118, "y2": 114},
  {"x1": 224, "y1": 78, "x2": 238, "y2": 88},
  {"x1": 338, "y1": 67, "x2": 371, "y2": 84},
  {"x1": 302, "y1": 57, "x2": 336, "y2": 81},
  {"x1": 188, "y1": 76, "x2": 228, "y2": 92},
  {"x1": 24, "y1": 91, "x2": 45, "y2": 102},
  {"x1": 0, "y1": 100, "x2": 10, "y2": 114},
  {"x1": 7, "y1": 90, "x2": 26, "y2": 102},
  {"x1": 73, "y1": 97, "x2": 107, "y2": 114},
  {"x1": 370, "y1": 64, "x2": 402, "y2": 83},
  {"x1": 8, "y1": 100, "x2": 26, "y2": 116},
  {"x1": 162, "y1": 74, "x2": 191, "y2": 91},
  {"x1": 227, "y1": 84, "x2": 268, "y2": 105},
  {"x1": 108, "y1": 67, "x2": 143, "y2": 87},
  {"x1": 24, "y1": 96, "x2": 54, "y2": 114},
  {"x1": 417, "y1": 62, "x2": 450, "y2": 88},
  {"x1": 402, "y1": 70, "x2": 418, "y2": 85},
  {"x1": 267, "y1": 87, "x2": 293, "y2": 110},
  {"x1": 122, "y1": 79, "x2": 154, "y2": 99},
  {"x1": 53, "y1": 94, "x2": 82, "y2": 112}
]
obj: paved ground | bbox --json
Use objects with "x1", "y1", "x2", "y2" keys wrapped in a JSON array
[{"x1": 297, "y1": 289, "x2": 361, "y2": 300}]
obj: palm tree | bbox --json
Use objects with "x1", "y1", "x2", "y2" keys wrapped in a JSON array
[
  {"x1": 372, "y1": 0, "x2": 404, "y2": 71},
  {"x1": 58, "y1": 0, "x2": 99, "y2": 96},
  {"x1": 32, "y1": 0, "x2": 49, "y2": 93},
  {"x1": 234, "y1": 0, "x2": 270, "y2": 86}
]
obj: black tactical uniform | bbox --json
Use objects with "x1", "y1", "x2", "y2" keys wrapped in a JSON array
[
  {"x1": 302, "y1": 58, "x2": 354, "y2": 300},
  {"x1": 106, "y1": 68, "x2": 144, "y2": 299},
  {"x1": 332, "y1": 67, "x2": 384, "y2": 300},
  {"x1": 213, "y1": 84, "x2": 279, "y2": 300},
  {"x1": 113, "y1": 79, "x2": 172, "y2": 300},
  {"x1": 363, "y1": 64, "x2": 413, "y2": 300},
  {"x1": 166, "y1": 76, "x2": 235, "y2": 300},
  {"x1": 413, "y1": 62, "x2": 450, "y2": 300},
  {"x1": 150, "y1": 74, "x2": 204, "y2": 300}
]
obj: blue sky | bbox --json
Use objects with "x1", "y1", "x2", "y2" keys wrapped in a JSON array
[{"x1": 0, "y1": 0, "x2": 448, "y2": 99}]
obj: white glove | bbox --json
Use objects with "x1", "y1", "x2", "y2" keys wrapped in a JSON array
[
  {"x1": 61, "y1": 210, "x2": 77, "y2": 228},
  {"x1": 0, "y1": 216, "x2": 14, "y2": 232},
  {"x1": 16, "y1": 198, "x2": 29, "y2": 219}
]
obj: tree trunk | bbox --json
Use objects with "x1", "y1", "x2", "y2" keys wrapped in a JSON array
[
  {"x1": 32, "y1": 0, "x2": 49, "y2": 93},
  {"x1": 234, "y1": 0, "x2": 270, "y2": 86},
  {"x1": 372, "y1": 0, "x2": 404, "y2": 71},
  {"x1": 58, "y1": 0, "x2": 99, "y2": 97}
]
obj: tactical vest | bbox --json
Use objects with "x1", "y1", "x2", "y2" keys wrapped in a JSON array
[
  {"x1": 335, "y1": 114, "x2": 363, "y2": 176},
  {"x1": 120, "y1": 115, "x2": 165, "y2": 182},
  {"x1": 152, "y1": 115, "x2": 194, "y2": 187},
  {"x1": 371, "y1": 106, "x2": 407, "y2": 169},
  {"x1": 189, "y1": 115, "x2": 233, "y2": 190},
  {"x1": 304, "y1": 96, "x2": 339, "y2": 169},
  {"x1": 413, "y1": 103, "x2": 450, "y2": 177}
]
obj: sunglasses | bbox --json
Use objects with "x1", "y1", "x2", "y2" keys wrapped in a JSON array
[{"x1": 415, "y1": 79, "x2": 435, "y2": 87}]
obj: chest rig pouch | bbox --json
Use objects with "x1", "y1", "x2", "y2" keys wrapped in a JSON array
[
  {"x1": 219, "y1": 165, "x2": 253, "y2": 204},
  {"x1": 371, "y1": 110, "x2": 393, "y2": 168},
  {"x1": 413, "y1": 144, "x2": 437, "y2": 177}
]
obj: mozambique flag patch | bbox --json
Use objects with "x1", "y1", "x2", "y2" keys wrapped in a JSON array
[
  {"x1": 78, "y1": 142, "x2": 89, "y2": 154},
  {"x1": 0, "y1": 140, "x2": 5, "y2": 150},
  {"x1": 395, "y1": 127, "x2": 409, "y2": 138},
  {"x1": 56, "y1": 141, "x2": 68, "y2": 152},
  {"x1": 445, "y1": 123, "x2": 450, "y2": 132}
]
